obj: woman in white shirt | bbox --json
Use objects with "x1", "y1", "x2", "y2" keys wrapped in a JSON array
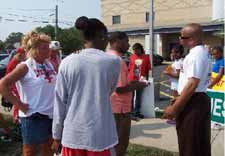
[{"x1": 0, "y1": 31, "x2": 56, "y2": 156}]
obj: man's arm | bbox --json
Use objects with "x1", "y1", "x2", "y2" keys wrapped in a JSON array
[{"x1": 163, "y1": 77, "x2": 200, "y2": 119}]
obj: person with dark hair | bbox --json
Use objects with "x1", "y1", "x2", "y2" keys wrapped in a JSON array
[
  {"x1": 128, "y1": 43, "x2": 151, "y2": 118},
  {"x1": 208, "y1": 46, "x2": 224, "y2": 88},
  {"x1": 163, "y1": 23, "x2": 211, "y2": 156},
  {"x1": 163, "y1": 44, "x2": 183, "y2": 125},
  {"x1": 107, "y1": 32, "x2": 148, "y2": 156},
  {"x1": 163, "y1": 44, "x2": 184, "y2": 97},
  {"x1": 52, "y1": 16, "x2": 120, "y2": 156}
]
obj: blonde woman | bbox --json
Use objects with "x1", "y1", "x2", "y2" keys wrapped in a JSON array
[{"x1": 0, "y1": 31, "x2": 56, "y2": 156}]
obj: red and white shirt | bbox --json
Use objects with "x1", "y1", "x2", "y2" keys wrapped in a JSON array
[
  {"x1": 16, "y1": 58, "x2": 57, "y2": 118},
  {"x1": 128, "y1": 54, "x2": 151, "y2": 81}
]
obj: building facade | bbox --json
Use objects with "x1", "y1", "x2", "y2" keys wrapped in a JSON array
[{"x1": 101, "y1": 0, "x2": 224, "y2": 59}]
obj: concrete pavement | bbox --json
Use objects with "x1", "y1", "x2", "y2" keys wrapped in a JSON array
[
  {"x1": 130, "y1": 118, "x2": 178, "y2": 152},
  {"x1": 130, "y1": 118, "x2": 224, "y2": 156},
  {"x1": 0, "y1": 97, "x2": 224, "y2": 156}
]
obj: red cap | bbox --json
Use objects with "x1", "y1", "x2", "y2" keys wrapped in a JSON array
[{"x1": 16, "y1": 48, "x2": 25, "y2": 54}]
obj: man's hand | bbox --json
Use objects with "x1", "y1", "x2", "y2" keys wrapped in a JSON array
[
  {"x1": 51, "y1": 139, "x2": 61, "y2": 153},
  {"x1": 17, "y1": 103, "x2": 29, "y2": 113},
  {"x1": 162, "y1": 105, "x2": 177, "y2": 120},
  {"x1": 170, "y1": 96, "x2": 179, "y2": 105}
]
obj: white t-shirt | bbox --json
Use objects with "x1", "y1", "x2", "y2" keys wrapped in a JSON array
[
  {"x1": 16, "y1": 58, "x2": 57, "y2": 118},
  {"x1": 170, "y1": 58, "x2": 183, "y2": 90},
  {"x1": 178, "y1": 45, "x2": 211, "y2": 95}
]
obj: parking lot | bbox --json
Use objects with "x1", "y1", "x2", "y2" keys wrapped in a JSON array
[{"x1": 152, "y1": 63, "x2": 173, "y2": 109}]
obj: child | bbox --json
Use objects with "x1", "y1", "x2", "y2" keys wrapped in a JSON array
[
  {"x1": 208, "y1": 46, "x2": 224, "y2": 88},
  {"x1": 163, "y1": 44, "x2": 183, "y2": 124},
  {"x1": 163, "y1": 44, "x2": 184, "y2": 97}
]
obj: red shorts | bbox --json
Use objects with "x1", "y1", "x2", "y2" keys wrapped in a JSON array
[{"x1": 61, "y1": 146, "x2": 111, "y2": 156}]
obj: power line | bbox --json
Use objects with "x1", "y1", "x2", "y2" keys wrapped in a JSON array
[
  {"x1": 0, "y1": 15, "x2": 73, "y2": 26},
  {"x1": 0, "y1": 7, "x2": 54, "y2": 12}
]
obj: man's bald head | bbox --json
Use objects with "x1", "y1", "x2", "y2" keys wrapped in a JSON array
[
  {"x1": 181, "y1": 23, "x2": 203, "y2": 41},
  {"x1": 180, "y1": 23, "x2": 203, "y2": 48}
]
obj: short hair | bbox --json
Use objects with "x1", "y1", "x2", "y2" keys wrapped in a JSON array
[
  {"x1": 184, "y1": 23, "x2": 203, "y2": 40},
  {"x1": 109, "y1": 31, "x2": 128, "y2": 45},
  {"x1": 22, "y1": 31, "x2": 51, "y2": 58},
  {"x1": 132, "y1": 43, "x2": 145, "y2": 54},
  {"x1": 212, "y1": 46, "x2": 223, "y2": 54},
  {"x1": 75, "y1": 16, "x2": 107, "y2": 41},
  {"x1": 172, "y1": 44, "x2": 184, "y2": 55}
]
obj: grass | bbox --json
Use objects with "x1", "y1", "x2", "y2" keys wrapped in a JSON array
[
  {"x1": 0, "y1": 141, "x2": 22, "y2": 156},
  {"x1": 0, "y1": 142, "x2": 179, "y2": 156},
  {"x1": 127, "y1": 144, "x2": 178, "y2": 156}
]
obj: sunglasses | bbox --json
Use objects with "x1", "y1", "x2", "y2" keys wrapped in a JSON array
[{"x1": 179, "y1": 36, "x2": 191, "y2": 40}]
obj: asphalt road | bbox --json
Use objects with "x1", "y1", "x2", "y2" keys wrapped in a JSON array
[{"x1": 153, "y1": 64, "x2": 173, "y2": 109}]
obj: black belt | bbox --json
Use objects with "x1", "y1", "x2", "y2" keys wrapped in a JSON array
[{"x1": 29, "y1": 112, "x2": 50, "y2": 120}]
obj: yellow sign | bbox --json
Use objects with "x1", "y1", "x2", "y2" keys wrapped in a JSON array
[{"x1": 211, "y1": 72, "x2": 225, "y2": 91}]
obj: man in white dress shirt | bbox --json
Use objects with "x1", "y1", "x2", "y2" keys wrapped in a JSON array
[{"x1": 163, "y1": 23, "x2": 211, "y2": 156}]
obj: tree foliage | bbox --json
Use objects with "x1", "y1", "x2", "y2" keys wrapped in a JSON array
[
  {"x1": 5, "y1": 32, "x2": 23, "y2": 46},
  {"x1": 3, "y1": 25, "x2": 84, "y2": 54},
  {"x1": 58, "y1": 28, "x2": 84, "y2": 55},
  {"x1": 36, "y1": 25, "x2": 84, "y2": 55},
  {"x1": 36, "y1": 25, "x2": 62, "y2": 40}
]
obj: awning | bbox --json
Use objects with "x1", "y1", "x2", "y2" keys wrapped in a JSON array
[{"x1": 109, "y1": 22, "x2": 224, "y2": 36}]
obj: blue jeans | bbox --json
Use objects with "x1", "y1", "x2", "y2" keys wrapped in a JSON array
[{"x1": 20, "y1": 113, "x2": 52, "y2": 144}]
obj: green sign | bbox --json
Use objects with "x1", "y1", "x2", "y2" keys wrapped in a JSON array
[{"x1": 207, "y1": 89, "x2": 225, "y2": 125}]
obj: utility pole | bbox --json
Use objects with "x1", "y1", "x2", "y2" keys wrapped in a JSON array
[
  {"x1": 149, "y1": 0, "x2": 154, "y2": 77},
  {"x1": 55, "y1": 4, "x2": 58, "y2": 40}
]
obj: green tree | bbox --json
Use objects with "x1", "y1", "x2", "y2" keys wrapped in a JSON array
[
  {"x1": 58, "y1": 28, "x2": 84, "y2": 55},
  {"x1": 5, "y1": 32, "x2": 23, "y2": 46},
  {"x1": 35, "y1": 25, "x2": 84, "y2": 55},
  {"x1": 36, "y1": 25, "x2": 63, "y2": 40}
]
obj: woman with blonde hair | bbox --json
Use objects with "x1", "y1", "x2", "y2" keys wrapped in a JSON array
[{"x1": 0, "y1": 31, "x2": 56, "y2": 156}]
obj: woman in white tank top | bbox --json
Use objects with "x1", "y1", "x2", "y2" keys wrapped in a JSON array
[{"x1": 0, "y1": 31, "x2": 56, "y2": 156}]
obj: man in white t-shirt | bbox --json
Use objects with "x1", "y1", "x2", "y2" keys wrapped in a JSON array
[{"x1": 163, "y1": 23, "x2": 211, "y2": 156}]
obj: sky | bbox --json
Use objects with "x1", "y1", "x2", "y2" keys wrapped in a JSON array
[{"x1": 0, "y1": 0, "x2": 101, "y2": 40}]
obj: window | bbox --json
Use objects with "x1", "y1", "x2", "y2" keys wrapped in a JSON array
[
  {"x1": 146, "y1": 12, "x2": 149, "y2": 22},
  {"x1": 112, "y1": 15, "x2": 121, "y2": 24}
]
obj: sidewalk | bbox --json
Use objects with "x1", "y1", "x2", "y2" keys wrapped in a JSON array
[
  {"x1": 0, "y1": 104, "x2": 224, "y2": 156},
  {"x1": 130, "y1": 118, "x2": 178, "y2": 152},
  {"x1": 130, "y1": 118, "x2": 224, "y2": 156}
]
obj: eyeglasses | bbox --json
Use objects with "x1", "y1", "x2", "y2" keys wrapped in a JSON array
[{"x1": 179, "y1": 36, "x2": 191, "y2": 40}]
